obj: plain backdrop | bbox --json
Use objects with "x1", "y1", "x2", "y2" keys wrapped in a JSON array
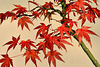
[{"x1": 0, "y1": 0, "x2": 100, "y2": 67}]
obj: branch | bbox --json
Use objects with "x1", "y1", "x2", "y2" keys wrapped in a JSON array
[{"x1": 72, "y1": 33, "x2": 100, "y2": 67}]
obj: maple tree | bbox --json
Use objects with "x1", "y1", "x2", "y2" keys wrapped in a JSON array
[{"x1": 0, "y1": 0, "x2": 100, "y2": 67}]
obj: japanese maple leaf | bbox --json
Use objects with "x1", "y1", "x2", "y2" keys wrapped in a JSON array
[
  {"x1": 42, "y1": 2, "x2": 53, "y2": 8},
  {"x1": 73, "y1": 26, "x2": 99, "y2": 47},
  {"x1": 45, "y1": 50, "x2": 64, "y2": 67},
  {"x1": 61, "y1": 18, "x2": 77, "y2": 29},
  {"x1": 28, "y1": 1, "x2": 39, "y2": 6},
  {"x1": 12, "y1": 4, "x2": 27, "y2": 15},
  {"x1": 78, "y1": 12, "x2": 96, "y2": 26},
  {"x1": 40, "y1": 32, "x2": 54, "y2": 51},
  {"x1": 79, "y1": 6, "x2": 100, "y2": 24},
  {"x1": 93, "y1": 0, "x2": 98, "y2": 5},
  {"x1": 65, "y1": 2, "x2": 75, "y2": 17},
  {"x1": 0, "y1": 13, "x2": 4, "y2": 24},
  {"x1": 19, "y1": 39, "x2": 36, "y2": 51},
  {"x1": 11, "y1": 14, "x2": 17, "y2": 22},
  {"x1": 32, "y1": 11, "x2": 40, "y2": 19},
  {"x1": 18, "y1": 16, "x2": 34, "y2": 31},
  {"x1": 44, "y1": 11, "x2": 56, "y2": 23},
  {"x1": 86, "y1": 7, "x2": 100, "y2": 18},
  {"x1": 23, "y1": 49, "x2": 41, "y2": 67},
  {"x1": 73, "y1": 0, "x2": 90, "y2": 14},
  {"x1": 0, "y1": 11, "x2": 16, "y2": 24},
  {"x1": 37, "y1": 2, "x2": 53, "y2": 16},
  {"x1": 36, "y1": 42, "x2": 46, "y2": 55},
  {"x1": 0, "y1": 54, "x2": 13, "y2": 67},
  {"x1": 52, "y1": 36, "x2": 73, "y2": 52},
  {"x1": 3, "y1": 35, "x2": 20, "y2": 52},
  {"x1": 56, "y1": 23, "x2": 72, "y2": 41},
  {"x1": 34, "y1": 23, "x2": 51, "y2": 39}
]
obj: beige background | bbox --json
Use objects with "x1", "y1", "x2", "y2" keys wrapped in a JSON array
[{"x1": 0, "y1": 0, "x2": 100, "y2": 67}]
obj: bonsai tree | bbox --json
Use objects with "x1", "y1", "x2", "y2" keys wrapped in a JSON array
[{"x1": 0, "y1": 0, "x2": 100, "y2": 67}]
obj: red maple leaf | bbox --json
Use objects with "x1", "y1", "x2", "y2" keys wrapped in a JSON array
[
  {"x1": 52, "y1": 36, "x2": 73, "y2": 52},
  {"x1": 45, "y1": 50, "x2": 64, "y2": 67},
  {"x1": 86, "y1": 7, "x2": 100, "y2": 18},
  {"x1": 37, "y1": 2, "x2": 53, "y2": 17},
  {"x1": 73, "y1": 0, "x2": 90, "y2": 13},
  {"x1": 56, "y1": 23, "x2": 72, "y2": 41},
  {"x1": 23, "y1": 50, "x2": 41, "y2": 67},
  {"x1": 3, "y1": 35, "x2": 20, "y2": 52},
  {"x1": 0, "y1": 54, "x2": 13, "y2": 67},
  {"x1": 73, "y1": 26, "x2": 99, "y2": 47},
  {"x1": 28, "y1": 1, "x2": 39, "y2": 6},
  {"x1": 12, "y1": 4, "x2": 27, "y2": 15},
  {"x1": 65, "y1": 2, "x2": 75, "y2": 18},
  {"x1": 34, "y1": 23, "x2": 51, "y2": 39},
  {"x1": 42, "y1": 2, "x2": 53, "y2": 8},
  {"x1": 32, "y1": 11, "x2": 40, "y2": 19},
  {"x1": 78, "y1": 12, "x2": 97, "y2": 26},
  {"x1": 36, "y1": 42, "x2": 47, "y2": 56},
  {"x1": 44, "y1": 11, "x2": 56, "y2": 23},
  {"x1": 78, "y1": 6, "x2": 100, "y2": 26},
  {"x1": 18, "y1": 16, "x2": 34, "y2": 31},
  {"x1": 61, "y1": 18, "x2": 77, "y2": 29},
  {"x1": 19, "y1": 39, "x2": 36, "y2": 51},
  {"x1": 11, "y1": 14, "x2": 17, "y2": 22},
  {"x1": 0, "y1": 11, "x2": 16, "y2": 24},
  {"x1": 93, "y1": 0, "x2": 98, "y2": 5}
]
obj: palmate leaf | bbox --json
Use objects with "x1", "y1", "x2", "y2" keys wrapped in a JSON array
[
  {"x1": 44, "y1": 11, "x2": 56, "y2": 23},
  {"x1": 73, "y1": 0, "x2": 91, "y2": 13},
  {"x1": 78, "y1": 13, "x2": 96, "y2": 26},
  {"x1": 52, "y1": 36, "x2": 73, "y2": 52},
  {"x1": 34, "y1": 23, "x2": 51, "y2": 39},
  {"x1": 32, "y1": 11, "x2": 41, "y2": 19},
  {"x1": 0, "y1": 54, "x2": 13, "y2": 67},
  {"x1": 18, "y1": 16, "x2": 34, "y2": 31},
  {"x1": 74, "y1": 26, "x2": 99, "y2": 47},
  {"x1": 61, "y1": 18, "x2": 77, "y2": 30},
  {"x1": 3, "y1": 35, "x2": 20, "y2": 52},
  {"x1": 19, "y1": 39, "x2": 36, "y2": 51},
  {"x1": 12, "y1": 4, "x2": 27, "y2": 15},
  {"x1": 39, "y1": 32, "x2": 73, "y2": 52},
  {"x1": 0, "y1": 11, "x2": 16, "y2": 24},
  {"x1": 56, "y1": 23, "x2": 72, "y2": 41},
  {"x1": 93, "y1": 0, "x2": 98, "y2": 5},
  {"x1": 45, "y1": 50, "x2": 64, "y2": 67},
  {"x1": 28, "y1": 0, "x2": 39, "y2": 6},
  {"x1": 36, "y1": 42, "x2": 46, "y2": 55},
  {"x1": 23, "y1": 49, "x2": 41, "y2": 67},
  {"x1": 37, "y1": 2, "x2": 53, "y2": 17}
]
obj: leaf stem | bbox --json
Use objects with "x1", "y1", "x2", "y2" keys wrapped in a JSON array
[{"x1": 10, "y1": 54, "x2": 23, "y2": 58}]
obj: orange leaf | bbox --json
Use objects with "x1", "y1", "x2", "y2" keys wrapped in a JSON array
[
  {"x1": 12, "y1": 4, "x2": 27, "y2": 15},
  {"x1": 23, "y1": 50, "x2": 41, "y2": 67},
  {"x1": 34, "y1": 23, "x2": 51, "y2": 39},
  {"x1": 19, "y1": 39, "x2": 36, "y2": 51},
  {"x1": 3, "y1": 35, "x2": 20, "y2": 52},
  {"x1": 0, "y1": 54, "x2": 13, "y2": 67},
  {"x1": 45, "y1": 50, "x2": 64, "y2": 67},
  {"x1": 56, "y1": 24, "x2": 72, "y2": 41},
  {"x1": 18, "y1": 16, "x2": 34, "y2": 31},
  {"x1": 73, "y1": 26, "x2": 99, "y2": 47}
]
